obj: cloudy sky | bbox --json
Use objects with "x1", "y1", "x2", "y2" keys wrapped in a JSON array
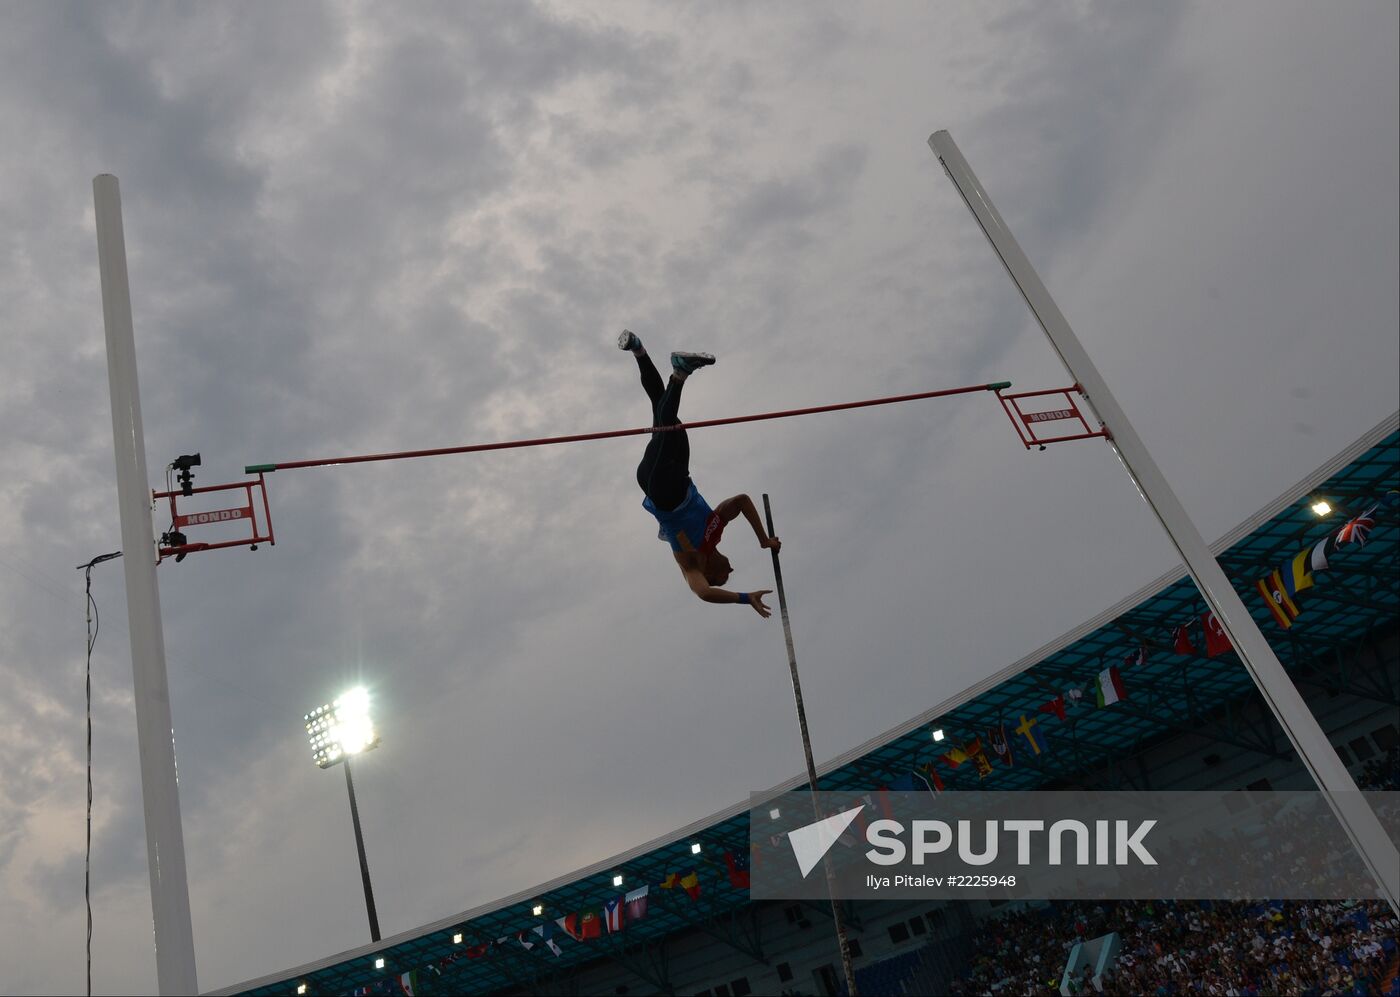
[{"x1": 1, "y1": 2, "x2": 1396, "y2": 993}]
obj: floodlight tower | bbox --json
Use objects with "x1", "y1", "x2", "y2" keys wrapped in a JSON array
[{"x1": 304, "y1": 686, "x2": 383, "y2": 942}]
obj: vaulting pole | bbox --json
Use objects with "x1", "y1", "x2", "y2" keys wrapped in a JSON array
[
  {"x1": 928, "y1": 130, "x2": 1398, "y2": 913},
  {"x1": 93, "y1": 174, "x2": 199, "y2": 993},
  {"x1": 763, "y1": 495, "x2": 858, "y2": 997}
]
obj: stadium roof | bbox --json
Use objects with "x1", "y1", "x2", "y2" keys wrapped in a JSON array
[{"x1": 216, "y1": 412, "x2": 1399, "y2": 997}]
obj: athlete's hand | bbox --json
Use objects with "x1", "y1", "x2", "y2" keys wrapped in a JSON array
[
  {"x1": 760, "y1": 536, "x2": 781, "y2": 554},
  {"x1": 749, "y1": 590, "x2": 774, "y2": 618}
]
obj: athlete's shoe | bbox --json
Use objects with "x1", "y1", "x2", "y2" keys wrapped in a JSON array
[
  {"x1": 671, "y1": 351, "x2": 716, "y2": 375},
  {"x1": 618, "y1": 329, "x2": 643, "y2": 352}
]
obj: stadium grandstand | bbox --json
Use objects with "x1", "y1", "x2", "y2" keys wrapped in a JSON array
[{"x1": 215, "y1": 414, "x2": 1400, "y2": 997}]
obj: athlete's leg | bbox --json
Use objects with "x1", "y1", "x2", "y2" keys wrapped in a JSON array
[
  {"x1": 620, "y1": 330, "x2": 665, "y2": 407},
  {"x1": 652, "y1": 352, "x2": 713, "y2": 461},
  {"x1": 654, "y1": 372, "x2": 686, "y2": 428},
  {"x1": 636, "y1": 352, "x2": 665, "y2": 408},
  {"x1": 637, "y1": 374, "x2": 691, "y2": 509},
  {"x1": 629, "y1": 343, "x2": 713, "y2": 510},
  {"x1": 636, "y1": 447, "x2": 690, "y2": 509}
]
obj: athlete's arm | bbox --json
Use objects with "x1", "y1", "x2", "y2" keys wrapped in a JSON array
[
  {"x1": 680, "y1": 565, "x2": 773, "y2": 618},
  {"x1": 714, "y1": 494, "x2": 780, "y2": 552}
]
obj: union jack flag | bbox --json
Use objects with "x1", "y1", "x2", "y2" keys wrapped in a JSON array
[{"x1": 1335, "y1": 505, "x2": 1377, "y2": 547}]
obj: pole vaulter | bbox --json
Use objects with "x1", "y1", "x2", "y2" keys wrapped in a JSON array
[{"x1": 242, "y1": 340, "x2": 1009, "y2": 626}]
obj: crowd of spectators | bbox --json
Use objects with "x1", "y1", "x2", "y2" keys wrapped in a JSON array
[
  {"x1": 940, "y1": 752, "x2": 1400, "y2": 995},
  {"x1": 946, "y1": 897, "x2": 1398, "y2": 996},
  {"x1": 1355, "y1": 745, "x2": 1399, "y2": 791}
]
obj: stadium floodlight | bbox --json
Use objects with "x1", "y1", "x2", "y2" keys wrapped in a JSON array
[
  {"x1": 690, "y1": 842, "x2": 702, "y2": 855},
  {"x1": 304, "y1": 686, "x2": 379, "y2": 769},
  {"x1": 453, "y1": 933, "x2": 462, "y2": 944},
  {"x1": 304, "y1": 686, "x2": 383, "y2": 943},
  {"x1": 612, "y1": 874, "x2": 624, "y2": 887},
  {"x1": 932, "y1": 728, "x2": 946, "y2": 742},
  {"x1": 296, "y1": 986, "x2": 306, "y2": 995},
  {"x1": 1311, "y1": 499, "x2": 1332, "y2": 517},
  {"x1": 374, "y1": 958, "x2": 384, "y2": 970},
  {"x1": 532, "y1": 903, "x2": 544, "y2": 916}
]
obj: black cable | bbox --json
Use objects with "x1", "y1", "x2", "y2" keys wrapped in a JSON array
[
  {"x1": 77, "y1": 551, "x2": 121, "y2": 997},
  {"x1": 164, "y1": 463, "x2": 178, "y2": 542}
]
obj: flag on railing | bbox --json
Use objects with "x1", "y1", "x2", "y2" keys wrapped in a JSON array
[
  {"x1": 1203, "y1": 612, "x2": 1232, "y2": 657},
  {"x1": 725, "y1": 850, "x2": 751, "y2": 889},
  {"x1": 1094, "y1": 666, "x2": 1128, "y2": 707},
  {"x1": 1257, "y1": 569, "x2": 1301, "y2": 629},
  {"x1": 603, "y1": 896, "x2": 625, "y2": 932},
  {"x1": 624, "y1": 885, "x2": 649, "y2": 922}
]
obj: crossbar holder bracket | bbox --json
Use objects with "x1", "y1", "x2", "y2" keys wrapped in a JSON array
[
  {"x1": 996, "y1": 384, "x2": 1110, "y2": 450},
  {"x1": 152, "y1": 473, "x2": 275, "y2": 563}
]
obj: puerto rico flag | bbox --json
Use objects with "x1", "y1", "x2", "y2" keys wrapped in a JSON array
[{"x1": 603, "y1": 897, "x2": 625, "y2": 933}]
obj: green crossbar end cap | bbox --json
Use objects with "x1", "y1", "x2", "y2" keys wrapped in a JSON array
[
  {"x1": 987, "y1": 380, "x2": 1012, "y2": 391},
  {"x1": 245, "y1": 464, "x2": 277, "y2": 474}
]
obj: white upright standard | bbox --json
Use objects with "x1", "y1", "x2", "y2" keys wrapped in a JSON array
[
  {"x1": 927, "y1": 131, "x2": 1398, "y2": 914},
  {"x1": 93, "y1": 174, "x2": 199, "y2": 993}
]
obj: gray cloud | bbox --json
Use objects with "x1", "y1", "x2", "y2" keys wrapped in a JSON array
[{"x1": 0, "y1": 2, "x2": 1394, "y2": 993}]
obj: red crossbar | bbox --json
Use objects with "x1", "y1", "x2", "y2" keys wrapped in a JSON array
[{"x1": 246, "y1": 381, "x2": 1010, "y2": 474}]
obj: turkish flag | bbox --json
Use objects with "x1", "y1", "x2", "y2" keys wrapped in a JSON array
[{"x1": 1202, "y1": 612, "x2": 1232, "y2": 657}]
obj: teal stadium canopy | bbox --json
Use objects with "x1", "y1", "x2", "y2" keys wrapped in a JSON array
[{"x1": 225, "y1": 422, "x2": 1398, "y2": 997}]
